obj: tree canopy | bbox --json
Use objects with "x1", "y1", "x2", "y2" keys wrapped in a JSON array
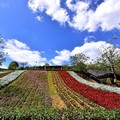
[
  {"x1": 8, "y1": 61, "x2": 19, "y2": 70},
  {"x1": 71, "y1": 53, "x2": 89, "y2": 71}
]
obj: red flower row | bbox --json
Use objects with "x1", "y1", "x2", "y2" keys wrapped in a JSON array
[{"x1": 58, "y1": 71, "x2": 120, "y2": 109}]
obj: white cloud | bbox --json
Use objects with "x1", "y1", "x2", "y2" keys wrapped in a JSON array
[
  {"x1": 84, "y1": 36, "x2": 96, "y2": 43},
  {"x1": 68, "y1": 0, "x2": 120, "y2": 31},
  {"x1": 50, "y1": 50, "x2": 71, "y2": 65},
  {"x1": 71, "y1": 41, "x2": 112, "y2": 63},
  {"x1": 4, "y1": 39, "x2": 47, "y2": 66},
  {"x1": 85, "y1": 0, "x2": 120, "y2": 31},
  {"x1": 28, "y1": 0, "x2": 120, "y2": 32},
  {"x1": 68, "y1": 1, "x2": 93, "y2": 31},
  {"x1": 28, "y1": 0, "x2": 69, "y2": 24},
  {"x1": 35, "y1": 16, "x2": 42, "y2": 21},
  {"x1": 51, "y1": 41, "x2": 113, "y2": 65}
]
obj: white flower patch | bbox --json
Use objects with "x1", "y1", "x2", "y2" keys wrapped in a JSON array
[
  {"x1": 68, "y1": 71, "x2": 120, "y2": 94},
  {"x1": 0, "y1": 70, "x2": 25, "y2": 88}
]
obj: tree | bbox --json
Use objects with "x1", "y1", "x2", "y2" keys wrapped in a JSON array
[
  {"x1": 0, "y1": 35, "x2": 6, "y2": 66},
  {"x1": 98, "y1": 45, "x2": 120, "y2": 83},
  {"x1": 63, "y1": 64, "x2": 69, "y2": 70},
  {"x1": 71, "y1": 53, "x2": 89, "y2": 71},
  {"x1": 88, "y1": 61, "x2": 108, "y2": 71},
  {"x1": 8, "y1": 61, "x2": 19, "y2": 70},
  {"x1": 20, "y1": 62, "x2": 27, "y2": 69}
]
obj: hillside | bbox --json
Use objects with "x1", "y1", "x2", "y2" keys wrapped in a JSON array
[{"x1": 0, "y1": 70, "x2": 120, "y2": 119}]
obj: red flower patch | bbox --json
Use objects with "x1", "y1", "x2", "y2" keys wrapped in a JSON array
[{"x1": 58, "y1": 71, "x2": 120, "y2": 109}]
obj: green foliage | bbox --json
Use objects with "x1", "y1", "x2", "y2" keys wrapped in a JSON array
[
  {"x1": 0, "y1": 107, "x2": 120, "y2": 120},
  {"x1": 8, "y1": 61, "x2": 19, "y2": 70},
  {"x1": 62, "y1": 65, "x2": 70, "y2": 70},
  {"x1": 98, "y1": 45, "x2": 120, "y2": 83},
  {"x1": 89, "y1": 61, "x2": 108, "y2": 71},
  {"x1": 71, "y1": 53, "x2": 89, "y2": 71}
]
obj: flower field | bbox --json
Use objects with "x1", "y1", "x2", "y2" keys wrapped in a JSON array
[
  {"x1": 58, "y1": 71, "x2": 120, "y2": 109},
  {"x1": 50, "y1": 71, "x2": 101, "y2": 110},
  {"x1": 0, "y1": 70, "x2": 51, "y2": 109},
  {"x1": 0, "y1": 70, "x2": 120, "y2": 119}
]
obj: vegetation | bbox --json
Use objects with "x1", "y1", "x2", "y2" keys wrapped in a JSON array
[
  {"x1": 0, "y1": 71, "x2": 11, "y2": 78},
  {"x1": 0, "y1": 107, "x2": 120, "y2": 120},
  {"x1": 0, "y1": 70, "x2": 120, "y2": 119},
  {"x1": 98, "y1": 45, "x2": 120, "y2": 83},
  {"x1": 52, "y1": 71, "x2": 100, "y2": 110},
  {"x1": 71, "y1": 53, "x2": 89, "y2": 71},
  {"x1": 0, "y1": 71, "x2": 51, "y2": 109},
  {"x1": 59, "y1": 71, "x2": 120, "y2": 109},
  {"x1": 8, "y1": 61, "x2": 19, "y2": 70}
]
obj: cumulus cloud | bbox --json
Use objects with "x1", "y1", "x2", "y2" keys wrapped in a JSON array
[
  {"x1": 4, "y1": 39, "x2": 47, "y2": 66},
  {"x1": 50, "y1": 50, "x2": 71, "y2": 65},
  {"x1": 85, "y1": 0, "x2": 120, "y2": 31},
  {"x1": 51, "y1": 40, "x2": 113, "y2": 65},
  {"x1": 28, "y1": 0, "x2": 69, "y2": 24},
  {"x1": 28, "y1": 0, "x2": 120, "y2": 32},
  {"x1": 71, "y1": 41, "x2": 112, "y2": 63}
]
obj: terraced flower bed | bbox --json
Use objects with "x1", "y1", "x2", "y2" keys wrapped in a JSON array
[
  {"x1": 0, "y1": 70, "x2": 25, "y2": 88},
  {"x1": 48, "y1": 71, "x2": 66, "y2": 109},
  {"x1": 58, "y1": 71, "x2": 120, "y2": 109},
  {"x1": 0, "y1": 70, "x2": 120, "y2": 119},
  {"x1": 0, "y1": 70, "x2": 51, "y2": 109},
  {"x1": 51, "y1": 71, "x2": 101, "y2": 110}
]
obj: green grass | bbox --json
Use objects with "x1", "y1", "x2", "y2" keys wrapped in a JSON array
[{"x1": 0, "y1": 107, "x2": 120, "y2": 120}]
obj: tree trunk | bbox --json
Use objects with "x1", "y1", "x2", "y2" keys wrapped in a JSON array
[{"x1": 111, "y1": 65, "x2": 117, "y2": 84}]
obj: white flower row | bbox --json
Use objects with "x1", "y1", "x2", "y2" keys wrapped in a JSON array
[
  {"x1": 0, "y1": 70, "x2": 25, "y2": 88},
  {"x1": 68, "y1": 71, "x2": 120, "y2": 94}
]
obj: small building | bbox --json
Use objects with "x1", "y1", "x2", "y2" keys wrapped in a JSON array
[{"x1": 44, "y1": 66, "x2": 62, "y2": 70}]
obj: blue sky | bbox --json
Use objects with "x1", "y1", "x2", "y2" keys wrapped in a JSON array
[{"x1": 0, "y1": 0, "x2": 120, "y2": 68}]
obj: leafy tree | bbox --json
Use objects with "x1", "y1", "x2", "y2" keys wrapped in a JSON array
[
  {"x1": 63, "y1": 64, "x2": 69, "y2": 70},
  {"x1": 98, "y1": 45, "x2": 120, "y2": 83},
  {"x1": 88, "y1": 61, "x2": 108, "y2": 71},
  {"x1": 0, "y1": 35, "x2": 6, "y2": 66},
  {"x1": 8, "y1": 61, "x2": 19, "y2": 70},
  {"x1": 71, "y1": 53, "x2": 89, "y2": 71}
]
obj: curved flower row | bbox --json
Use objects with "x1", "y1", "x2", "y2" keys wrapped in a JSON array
[
  {"x1": 58, "y1": 71, "x2": 120, "y2": 109},
  {"x1": 0, "y1": 70, "x2": 25, "y2": 88},
  {"x1": 68, "y1": 71, "x2": 120, "y2": 94}
]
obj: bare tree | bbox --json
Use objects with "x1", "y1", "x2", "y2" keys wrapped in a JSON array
[
  {"x1": 20, "y1": 62, "x2": 27, "y2": 68},
  {"x1": 0, "y1": 35, "x2": 6, "y2": 66}
]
